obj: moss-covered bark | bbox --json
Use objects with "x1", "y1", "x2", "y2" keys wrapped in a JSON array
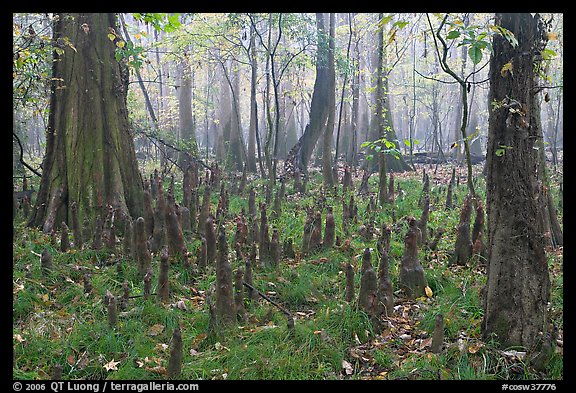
[{"x1": 28, "y1": 14, "x2": 144, "y2": 231}]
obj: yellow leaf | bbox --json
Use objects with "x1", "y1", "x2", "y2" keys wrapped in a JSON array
[
  {"x1": 468, "y1": 342, "x2": 484, "y2": 354},
  {"x1": 547, "y1": 32, "x2": 558, "y2": 40},
  {"x1": 425, "y1": 286, "x2": 433, "y2": 298},
  {"x1": 147, "y1": 324, "x2": 165, "y2": 336},
  {"x1": 388, "y1": 28, "x2": 397, "y2": 45},
  {"x1": 107, "y1": 33, "x2": 116, "y2": 41},
  {"x1": 116, "y1": 40, "x2": 125, "y2": 48},
  {"x1": 500, "y1": 61, "x2": 513, "y2": 77}
]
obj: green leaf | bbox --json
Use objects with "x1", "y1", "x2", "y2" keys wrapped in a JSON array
[
  {"x1": 393, "y1": 20, "x2": 409, "y2": 29},
  {"x1": 446, "y1": 30, "x2": 460, "y2": 40},
  {"x1": 495, "y1": 148, "x2": 505, "y2": 157},
  {"x1": 468, "y1": 45, "x2": 483, "y2": 65},
  {"x1": 542, "y1": 48, "x2": 556, "y2": 61},
  {"x1": 383, "y1": 139, "x2": 396, "y2": 149},
  {"x1": 378, "y1": 14, "x2": 394, "y2": 28}
]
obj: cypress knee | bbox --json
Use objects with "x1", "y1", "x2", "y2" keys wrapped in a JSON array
[
  {"x1": 150, "y1": 181, "x2": 167, "y2": 253},
  {"x1": 197, "y1": 185, "x2": 211, "y2": 236},
  {"x1": 197, "y1": 236, "x2": 208, "y2": 271},
  {"x1": 270, "y1": 229, "x2": 280, "y2": 268},
  {"x1": 431, "y1": 314, "x2": 444, "y2": 353},
  {"x1": 345, "y1": 263, "x2": 355, "y2": 303},
  {"x1": 244, "y1": 258, "x2": 257, "y2": 301},
  {"x1": 302, "y1": 212, "x2": 313, "y2": 255},
  {"x1": 41, "y1": 248, "x2": 52, "y2": 276},
  {"x1": 60, "y1": 222, "x2": 70, "y2": 252},
  {"x1": 323, "y1": 206, "x2": 335, "y2": 249},
  {"x1": 133, "y1": 217, "x2": 152, "y2": 277},
  {"x1": 398, "y1": 217, "x2": 428, "y2": 299},
  {"x1": 358, "y1": 261, "x2": 378, "y2": 318},
  {"x1": 142, "y1": 188, "x2": 155, "y2": 238},
  {"x1": 106, "y1": 290, "x2": 117, "y2": 327},
  {"x1": 205, "y1": 214, "x2": 217, "y2": 266},
  {"x1": 143, "y1": 268, "x2": 152, "y2": 300},
  {"x1": 123, "y1": 218, "x2": 133, "y2": 256},
  {"x1": 157, "y1": 247, "x2": 170, "y2": 303},
  {"x1": 309, "y1": 211, "x2": 322, "y2": 252},
  {"x1": 377, "y1": 248, "x2": 394, "y2": 317},
  {"x1": 215, "y1": 224, "x2": 236, "y2": 327},
  {"x1": 165, "y1": 196, "x2": 186, "y2": 261},
  {"x1": 451, "y1": 194, "x2": 473, "y2": 266},
  {"x1": 234, "y1": 268, "x2": 246, "y2": 321},
  {"x1": 167, "y1": 324, "x2": 182, "y2": 379}
]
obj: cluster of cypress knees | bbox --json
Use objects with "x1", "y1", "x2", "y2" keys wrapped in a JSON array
[{"x1": 36, "y1": 162, "x2": 487, "y2": 379}]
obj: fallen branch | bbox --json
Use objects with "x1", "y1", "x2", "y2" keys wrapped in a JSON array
[{"x1": 242, "y1": 281, "x2": 292, "y2": 317}]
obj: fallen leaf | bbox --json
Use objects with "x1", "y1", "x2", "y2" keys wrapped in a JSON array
[
  {"x1": 468, "y1": 342, "x2": 484, "y2": 354},
  {"x1": 103, "y1": 359, "x2": 120, "y2": 371},
  {"x1": 13, "y1": 334, "x2": 26, "y2": 343},
  {"x1": 214, "y1": 342, "x2": 229, "y2": 351},
  {"x1": 66, "y1": 354, "x2": 75, "y2": 366},
  {"x1": 425, "y1": 286, "x2": 433, "y2": 298},
  {"x1": 174, "y1": 300, "x2": 187, "y2": 311},
  {"x1": 342, "y1": 359, "x2": 354, "y2": 375},
  {"x1": 148, "y1": 324, "x2": 165, "y2": 336},
  {"x1": 145, "y1": 365, "x2": 167, "y2": 375},
  {"x1": 190, "y1": 333, "x2": 207, "y2": 349},
  {"x1": 500, "y1": 349, "x2": 526, "y2": 359}
]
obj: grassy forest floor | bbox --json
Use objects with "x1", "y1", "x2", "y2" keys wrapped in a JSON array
[{"x1": 12, "y1": 161, "x2": 563, "y2": 380}]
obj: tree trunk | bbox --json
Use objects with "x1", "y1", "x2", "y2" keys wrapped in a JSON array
[
  {"x1": 286, "y1": 13, "x2": 331, "y2": 175},
  {"x1": 178, "y1": 52, "x2": 196, "y2": 168},
  {"x1": 321, "y1": 13, "x2": 336, "y2": 188},
  {"x1": 29, "y1": 13, "x2": 144, "y2": 231},
  {"x1": 247, "y1": 22, "x2": 258, "y2": 173},
  {"x1": 482, "y1": 13, "x2": 551, "y2": 350}
]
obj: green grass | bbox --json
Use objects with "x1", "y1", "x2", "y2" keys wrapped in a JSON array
[{"x1": 12, "y1": 165, "x2": 563, "y2": 380}]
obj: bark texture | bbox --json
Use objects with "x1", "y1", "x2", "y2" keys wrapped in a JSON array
[
  {"x1": 482, "y1": 13, "x2": 551, "y2": 350},
  {"x1": 28, "y1": 13, "x2": 144, "y2": 231}
]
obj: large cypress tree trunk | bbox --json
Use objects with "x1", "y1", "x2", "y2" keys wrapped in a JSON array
[
  {"x1": 29, "y1": 13, "x2": 144, "y2": 231},
  {"x1": 482, "y1": 13, "x2": 551, "y2": 350}
]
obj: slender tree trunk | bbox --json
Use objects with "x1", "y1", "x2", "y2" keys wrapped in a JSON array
[
  {"x1": 178, "y1": 52, "x2": 196, "y2": 168},
  {"x1": 247, "y1": 22, "x2": 258, "y2": 173},
  {"x1": 322, "y1": 13, "x2": 336, "y2": 188},
  {"x1": 349, "y1": 24, "x2": 360, "y2": 166},
  {"x1": 375, "y1": 14, "x2": 387, "y2": 205},
  {"x1": 285, "y1": 13, "x2": 331, "y2": 175}
]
